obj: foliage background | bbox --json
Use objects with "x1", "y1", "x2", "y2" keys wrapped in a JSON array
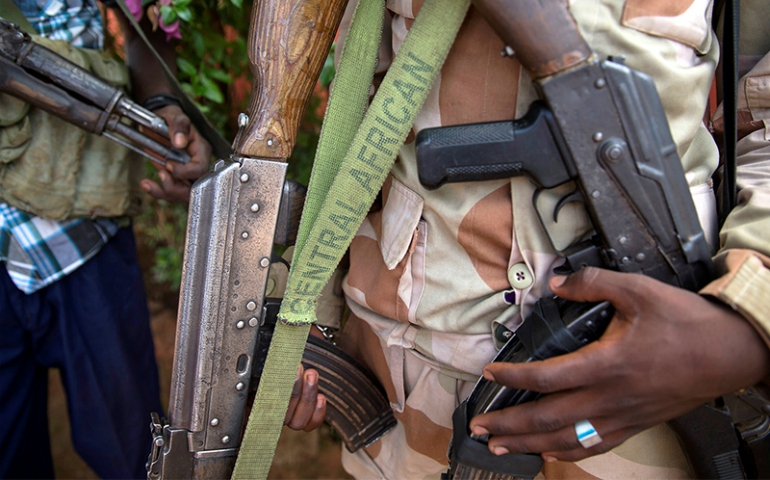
[{"x1": 126, "y1": 0, "x2": 333, "y2": 296}]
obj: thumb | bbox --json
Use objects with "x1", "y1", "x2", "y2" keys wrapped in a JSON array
[{"x1": 157, "y1": 105, "x2": 191, "y2": 149}]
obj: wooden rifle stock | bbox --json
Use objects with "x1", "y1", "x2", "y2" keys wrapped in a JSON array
[
  {"x1": 470, "y1": 0, "x2": 591, "y2": 78},
  {"x1": 235, "y1": 0, "x2": 347, "y2": 158}
]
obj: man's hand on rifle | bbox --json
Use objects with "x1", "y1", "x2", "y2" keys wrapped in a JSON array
[
  {"x1": 139, "y1": 104, "x2": 211, "y2": 203},
  {"x1": 284, "y1": 364, "x2": 327, "y2": 432},
  {"x1": 468, "y1": 267, "x2": 770, "y2": 462},
  {"x1": 283, "y1": 327, "x2": 329, "y2": 431}
]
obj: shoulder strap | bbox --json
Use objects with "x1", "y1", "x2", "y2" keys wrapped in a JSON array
[{"x1": 718, "y1": 0, "x2": 738, "y2": 227}]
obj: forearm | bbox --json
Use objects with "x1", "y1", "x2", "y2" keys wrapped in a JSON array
[{"x1": 111, "y1": 7, "x2": 177, "y2": 103}]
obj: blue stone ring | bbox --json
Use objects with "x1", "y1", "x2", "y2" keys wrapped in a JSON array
[{"x1": 574, "y1": 419, "x2": 603, "y2": 449}]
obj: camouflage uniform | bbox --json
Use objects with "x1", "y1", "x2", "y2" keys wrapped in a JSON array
[{"x1": 331, "y1": 0, "x2": 770, "y2": 478}]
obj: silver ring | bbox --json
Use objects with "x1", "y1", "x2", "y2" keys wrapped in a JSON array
[{"x1": 574, "y1": 419, "x2": 603, "y2": 449}]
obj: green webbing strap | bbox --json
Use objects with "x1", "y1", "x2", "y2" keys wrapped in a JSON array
[
  {"x1": 231, "y1": 0, "x2": 471, "y2": 478},
  {"x1": 0, "y1": 0, "x2": 35, "y2": 33}
]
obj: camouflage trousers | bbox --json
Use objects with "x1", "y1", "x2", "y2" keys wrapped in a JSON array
[{"x1": 337, "y1": 307, "x2": 695, "y2": 480}]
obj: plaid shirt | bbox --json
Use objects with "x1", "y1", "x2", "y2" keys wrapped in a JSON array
[
  {"x1": 15, "y1": 0, "x2": 104, "y2": 49},
  {"x1": 0, "y1": 205, "x2": 121, "y2": 294},
  {"x1": 1, "y1": 0, "x2": 120, "y2": 294}
]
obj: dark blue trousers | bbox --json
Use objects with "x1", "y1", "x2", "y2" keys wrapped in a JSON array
[{"x1": 0, "y1": 227, "x2": 163, "y2": 479}]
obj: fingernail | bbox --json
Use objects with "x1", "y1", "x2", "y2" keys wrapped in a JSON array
[
  {"x1": 316, "y1": 396, "x2": 325, "y2": 409},
  {"x1": 306, "y1": 371, "x2": 317, "y2": 387},
  {"x1": 174, "y1": 133, "x2": 186, "y2": 147},
  {"x1": 482, "y1": 369, "x2": 495, "y2": 382},
  {"x1": 543, "y1": 455, "x2": 558, "y2": 463},
  {"x1": 551, "y1": 275, "x2": 568, "y2": 288},
  {"x1": 471, "y1": 426, "x2": 489, "y2": 436},
  {"x1": 141, "y1": 183, "x2": 151, "y2": 192},
  {"x1": 492, "y1": 446, "x2": 510, "y2": 456}
]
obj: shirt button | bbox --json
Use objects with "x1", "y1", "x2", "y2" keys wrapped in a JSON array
[{"x1": 508, "y1": 263, "x2": 533, "y2": 289}]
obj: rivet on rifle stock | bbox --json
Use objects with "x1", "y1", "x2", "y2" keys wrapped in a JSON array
[
  {"x1": 621, "y1": 256, "x2": 631, "y2": 265},
  {"x1": 211, "y1": 418, "x2": 219, "y2": 426},
  {"x1": 238, "y1": 113, "x2": 249, "y2": 127},
  {"x1": 250, "y1": 203, "x2": 260, "y2": 213},
  {"x1": 236, "y1": 320, "x2": 245, "y2": 329},
  {"x1": 235, "y1": 382, "x2": 245, "y2": 391},
  {"x1": 154, "y1": 437, "x2": 164, "y2": 447},
  {"x1": 591, "y1": 190, "x2": 600, "y2": 198},
  {"x1": 635, "y1": 253, "x2": 646, "y2": 263},
  {"x1": 267, "y1": 139, "x2": 274, "y2": 147},
  {"x1": 240, "y1": 173, "x2": 249, "y2": 183},
  {"x1": 246, "y1": 301, "x2": 257, "y2": 311},
  {"x1": 241, "y1": 231, "x2": 249, "y2": 239},
  {"x1": 248, "y1": 317, "x2": 259, "y2": 327},
  {"x1": 222, "y1": 436, "x2": 230, "y2": 444},
  {"x1": 260, "y1": 257, "x2": 270, "y2": 268},
  {"x1": 593, "y1": 132, "x2": 604, "y2": 142},
  {"x1": 595, "y1": 78, "x2": 606, "y2": 89},
  {"x1": 619, "y1": 236, "x2": 628, "y2": 245}
]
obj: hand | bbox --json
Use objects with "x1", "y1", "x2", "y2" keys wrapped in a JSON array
[
  {"x1": 469, "y1": 267, "x2": 770, "y2": 462},
  {"x1": 284, "y1": 364, "x2": 327, "y2": 431},
  {"x1": 140, "y1": 104, "x2": 212, "y2": 203}
]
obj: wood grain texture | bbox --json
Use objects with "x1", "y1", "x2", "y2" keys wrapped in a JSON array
[
  {"x1": 472, "y1": 0, "x2": 592, "y2": 79},
  {"x1": 235, "y1": 0, "x2": 348, "y2": 158}
]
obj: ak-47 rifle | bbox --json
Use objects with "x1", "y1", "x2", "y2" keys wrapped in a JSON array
[
  {"x1": 0, "y1": 18, "x2": 189, "y2": 167},
  {"x1": 414, "y1": 0, "x2": 727, "y2": 478},
  {"x1": 145, "y1": 0, "x2": 396, "y2": 478}
]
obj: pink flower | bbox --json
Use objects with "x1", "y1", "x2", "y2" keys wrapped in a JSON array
[
  {"x1": 158, "y1": 0, "x2": 182, "y2": 41},
  {"x1": 124, "y1": 0, "x2": 144, "y2": 21}
]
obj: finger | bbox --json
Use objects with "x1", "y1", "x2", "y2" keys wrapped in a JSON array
[
  {"x1": 303, "y1": 394, "x2": 327, "y2": 432},
  {"x1": 481, "y1": 339, "x2": 613, "y2": 395},
  {"x1": 471, "y1": 389, "x2": 603, "y2": 438},
  {"x1": 486, "y1": 422, "x2": 642, "y2": 461},
  {"x1": 550, "y1": 267, "x2": 646, "y2": 314},
  {"x1": 283, "y1": 367, "x2": 305, "y2": 425},
  {"x1": 142, "y1": 172, "x2": 190, "y2": 203},
  {"x1": 168, "y1": 131, "x2": 211, "y2": 180},
  {"x1": 539, "y1": 425, "x2": 647, "y2": 463},
  {"x1": 287, "y1": 369, "x2": 321, "y2": 430},
  {"x1": 156, "y1": 170, "x2": 192, "y2": 203},
  {"x1": 157, "y1": 105, "x2": 192, "y2": 149},
  {"x1": 140, "y1": 179, "x2": 164, "y2": 199}
]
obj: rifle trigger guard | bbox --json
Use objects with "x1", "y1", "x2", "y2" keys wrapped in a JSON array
[{"x1": 553, "y1": 188, "x2": 583, "y2": 223}]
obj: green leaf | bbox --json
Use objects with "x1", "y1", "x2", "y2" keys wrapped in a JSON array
[
  {"x1": 192, "y1": 31, "x2": 206, "y2": 58},
  {"x1": 176, "y1": 6, "x2": 193, "y2": 22},
  {"x1": 177, "y1": 57, "x2": 197, "y2": 76},
  {"x1": 319, "y1": 47, "x2": 336, "y2": 88},
  {"x1": 230, "y1": 0, "x2": 242, "y2": 9},
  {"x1": 200, "y1": 75, "x2": 224, "y2": 103},
  {"x1": 174, "y1": 0, "x2": 192, "y2": 7},
  {"x1": 192, "y1": 83, "x2": 207, "y2": 97},
  {"x1": 207, "y1": 68, "x2": 233, "y2": 83},
  {"x1": 181, "y1": 82, "x2": 195, "y2": 96},
  {"x1": 159, "y1": 5, "x2": 177, "y2": 25}
]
